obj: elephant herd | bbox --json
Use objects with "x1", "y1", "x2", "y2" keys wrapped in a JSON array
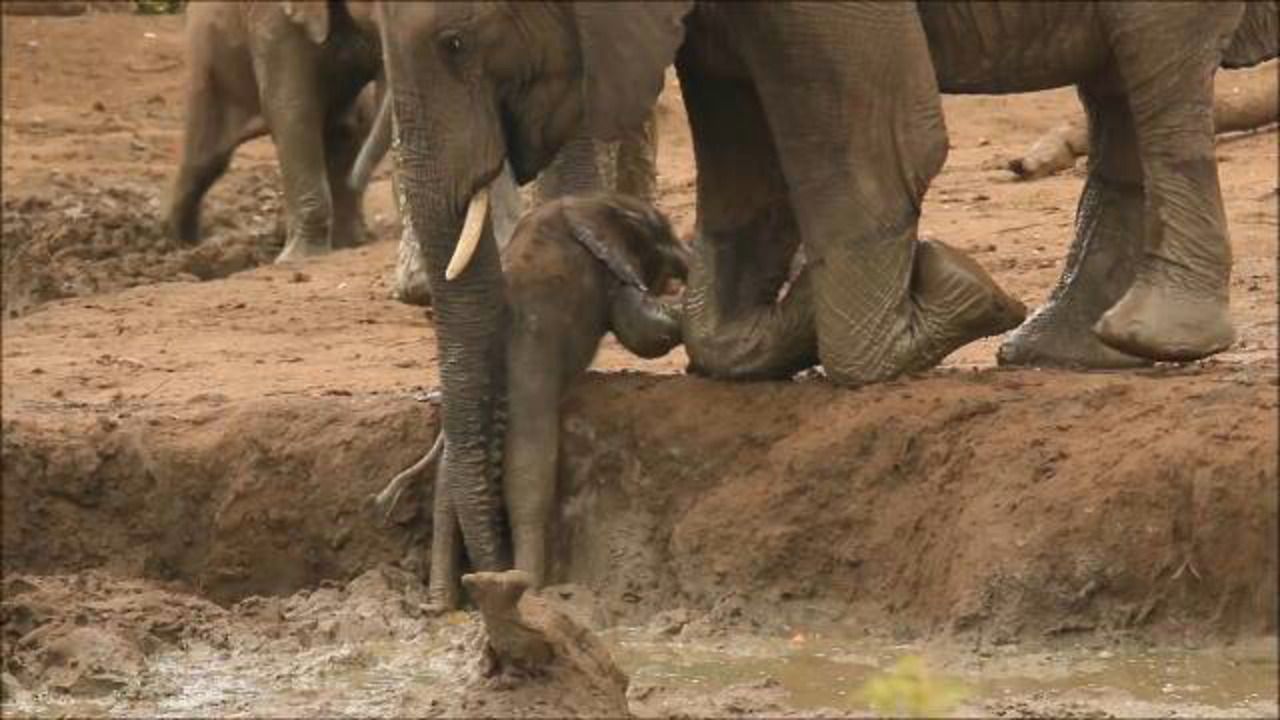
[{"x1": 164, "y1": 2, "x2": 1277, "y2": 608}]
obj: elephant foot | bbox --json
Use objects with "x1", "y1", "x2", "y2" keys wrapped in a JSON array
[
  {"x1": 908, "y1": 239, "x2": 1027, "y2": 370},
  {"x1": 998, "y1": 303, "x2": 1151, "y2": 370},
  {"x1": 274, "y1": 237, "x2": 332, "y2": 264},
  {"x1": 164, "y1": 207, "x2": 201, "y2": 247},
  {"x1": 331, "y1": 220, "x2": 371, "y2": 250},
  {"x1": 1095, "y1": 270, "x2": 1235, "y2": 362},
  {"x1": 393, "y1": 228, "x2": 433, "y2": 306}
]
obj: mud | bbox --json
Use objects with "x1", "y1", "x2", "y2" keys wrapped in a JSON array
[
  {"x1": 2, "y1": 572, "x2": 1275, "y2": 718},
  {"x1": 2, "y1": 169, "x2": 284, "y2": 318},
  {"x1": 2, "y1": 11, "x2": 1278, "y2": 718}
]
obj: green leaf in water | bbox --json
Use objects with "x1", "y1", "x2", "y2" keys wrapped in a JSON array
[{"x1": 858, "y1": 655, "x2": 969, "y2": 718}]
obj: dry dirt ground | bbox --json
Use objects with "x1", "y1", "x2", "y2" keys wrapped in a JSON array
[{"x1": 2, "y1": 12, "x2": 1278, "y2": 718}]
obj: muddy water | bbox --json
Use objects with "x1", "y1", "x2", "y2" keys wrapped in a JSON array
[
  {"x1": 5, "y1": 624, "x2": 1276, "y2": 718},
  {"x1": 610, "y1": 629, "x2": 1279, "y2": 717}
]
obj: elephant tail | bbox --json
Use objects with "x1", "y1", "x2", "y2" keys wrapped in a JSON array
[{"x1": 1222, "y1": 1, "x2": 1278, "y2": 69}]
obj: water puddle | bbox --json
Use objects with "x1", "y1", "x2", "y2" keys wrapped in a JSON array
[{"x1": 608, "y1": 628, "x2": 1278, "y2": 716}]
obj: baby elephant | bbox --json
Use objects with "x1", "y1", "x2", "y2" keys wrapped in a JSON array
[
  {"x1": 500, "y1": 193, "x2": 689, "y2": 587},
  {"x1": 376, "y1": 194, "x2": 688, "y2": 608}
]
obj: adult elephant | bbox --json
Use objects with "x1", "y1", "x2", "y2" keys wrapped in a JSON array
[
  {"x1": 166, "y1": 1, "x2": 383, "y2": 263},
  {"x1": 375, "y1": 2, "x2": 1025, "y2": 598}
]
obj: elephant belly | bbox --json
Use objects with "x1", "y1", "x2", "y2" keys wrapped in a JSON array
[{"x1": 919, "y1": 1, "x2": 1110, "y2": 94}]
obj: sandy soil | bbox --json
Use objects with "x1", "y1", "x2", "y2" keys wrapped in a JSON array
[{"x1": 2, "y1": 11, "x2": 1278, "y2": 718}]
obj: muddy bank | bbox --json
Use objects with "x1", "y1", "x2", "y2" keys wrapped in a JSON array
[
  {"x1": 4, "y1": 366, "x2": 1276, "y2": 643},
  {"x1": 1, "y1": 170, "x2": 285, "y2": 319}
]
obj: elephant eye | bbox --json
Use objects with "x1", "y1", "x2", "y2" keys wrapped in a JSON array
[{"x1": 439, "y1": 31, "x2": 464, "y2": 57}]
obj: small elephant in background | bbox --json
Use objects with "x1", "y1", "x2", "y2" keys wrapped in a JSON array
[
  {"x1": 424, "y1": 193, "x2": 689, "y2": 606},
  {"x1": 166, "y1": 1, "x2": 382, "y2": 263}
]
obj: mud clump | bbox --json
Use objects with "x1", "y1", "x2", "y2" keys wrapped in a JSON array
[
  {"x1": 425, "y1": 571, "x2": 631, "y2": 718},
  {"x1": 0, "y1": 572, "x2": 231, "y2": 697},
  {"x1": 1, "y1": 171, "x2": 284, "y2": 318}
]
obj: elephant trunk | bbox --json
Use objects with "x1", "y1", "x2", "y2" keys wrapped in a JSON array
[{"x1": 393, "y1": 87, "x2": 510, "y2": 574}]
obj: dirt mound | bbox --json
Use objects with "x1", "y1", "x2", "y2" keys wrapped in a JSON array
[
  {"x1": 558, "y1": 368, "x2": 1278, "y2": 644},
  {"x1": 1, "y1": 170, "x2": 284, "y2": 318}
]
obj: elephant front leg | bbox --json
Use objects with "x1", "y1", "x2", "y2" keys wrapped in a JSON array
[
  {"x1": 502, "y1": 341, "x2": 563, "y2": 588},
  {"x1": 675, "y1": 58, "x2": 818, "y2": 380},
  {"x1": 252, "y1": 39, "x2": 333, "y2": 264},
  {"x1": 683, "y1": 218, "x2": 819, "y2": 380},
  {"x1": 998, "y1": 86, "x2": 1152, "y2": 369},
  {"x1": 1093, "y1": 7, "x2": 1237, "y2": 360},
  {"x1": 741, "y1": 3, "x2": 1022, "y2": 384}
]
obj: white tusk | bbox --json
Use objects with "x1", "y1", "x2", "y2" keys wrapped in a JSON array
[{"x1": 445, "y1": 187, "x2": 490, "y2": 281}]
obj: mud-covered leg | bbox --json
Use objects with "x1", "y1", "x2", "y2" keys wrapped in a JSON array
[
  {"x1": 1095, "y1": 7, "x2": 1237, "y2": 360},
  {"x1": 426, "y1": 448, "x2": 462, "y2": 612},
  {"x1": 503, "y1": 342, "x2": 562, "y2": 588},
  {"x1": 998, "y1": 86, "x2": 1151, "y2": 369}
]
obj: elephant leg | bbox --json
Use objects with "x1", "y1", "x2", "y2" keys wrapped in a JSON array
[
  {"x1": 998, "y1": 85, "x2": 1151, "y2": 369},
  {"x1": 676, "y1": 51, "x2": 818, "y2": 381},
  {"x1": 427, "y1": 446, "x2": 462, "y2": 612},
  {"x1": 324, "y1": 101, "x2": 373, "y2": 250},
  {"x1": 741, "y1": 4, "x2": 1022, "y2": 384},
  {"x1": 252, "y1": 37, "x2": 333, "y2": 264},
  {"x1": 502, "y1": 342, "x2": 562, "y2": 589},
  {"x1": 615, "y1": 110, "x2": 659, "y2": 204},
  {"x1": 166, "y1": 72, "x2": 263, "y2": 245},
  {"x1": 534, "y1": 132, "x2": 605, "y2": 204},
  {"x1": 1094, "y1": 8, "x2": 1238, "y2": 360}
]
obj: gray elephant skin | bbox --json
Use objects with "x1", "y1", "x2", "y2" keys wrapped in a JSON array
[
  {"x1": 166, "y1": 1, "x2": 382, "y2": 263},
  {"x1": 371, "y1": 2, "x2": 1276, "y2": 601},
  {"x1": 428, "y1": 193, "x2": 688, "y2": 607}
]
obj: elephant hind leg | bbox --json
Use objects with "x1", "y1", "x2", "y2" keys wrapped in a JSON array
[
  {"x1": 998, "y1": 84, "x2": 1152, "y2": 369},
  {"x1": 1094, "y1": 8, "x2": 1238, "y2": 360},
  {"x1": 167, "y1": 74, "x2": 263, "y2": 245}
]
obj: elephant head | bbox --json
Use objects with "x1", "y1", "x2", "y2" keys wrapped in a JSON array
[{"x1": 374, "y1": 2, "x2": 691, "y2": 574}]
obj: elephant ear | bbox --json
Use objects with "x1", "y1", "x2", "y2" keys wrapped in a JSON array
[
  {"x1": 563, "y1": 201, "x2": 650, "y2": 293},
  {"x1": 282, "y1": 0, "x2": 331, "y2": 45},
  {"x1": 572, "y1": 1, "x2": 692, "y2": 143}
]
